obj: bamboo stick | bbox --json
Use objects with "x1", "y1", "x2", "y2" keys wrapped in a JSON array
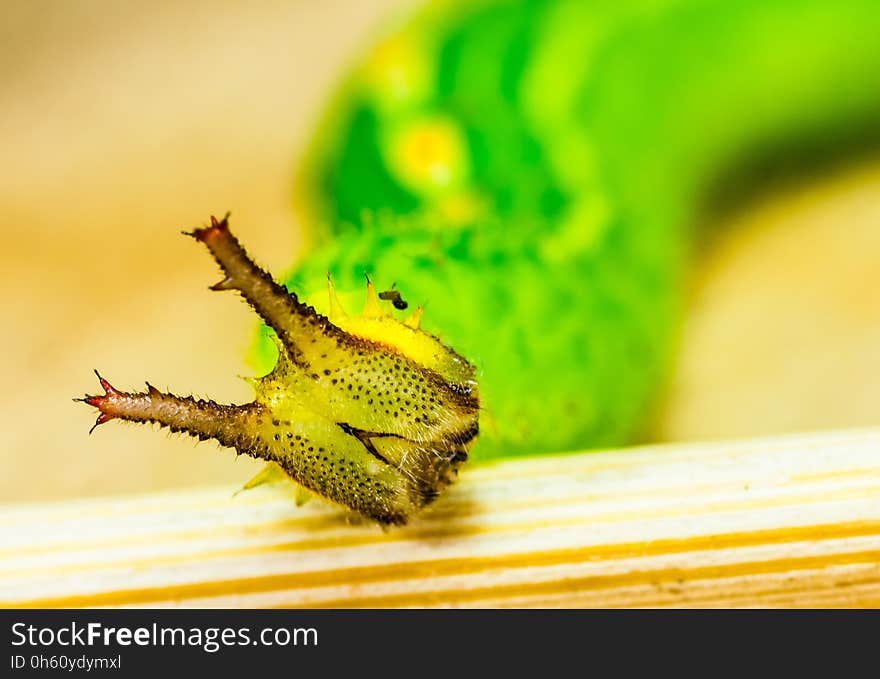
[{"x1": 1, "y1": 428, "x2": 879, "y2": 608}]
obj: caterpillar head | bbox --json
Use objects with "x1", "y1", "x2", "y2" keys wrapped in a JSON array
[{"x1": 78, "y1": 214, "x2": 480, "y2": 525}]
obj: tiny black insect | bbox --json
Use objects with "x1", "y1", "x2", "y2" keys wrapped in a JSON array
[{"x1": 379, "y1": 287, "x2": 408, "y2": 310}]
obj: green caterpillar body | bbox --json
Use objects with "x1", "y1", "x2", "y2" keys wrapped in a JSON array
[
  {"x1": 271, "y1": 0, "x2": 880, "y2": 459},
  {"x1": 81, "y1": 0, "x2": 880, "y2": 524}
]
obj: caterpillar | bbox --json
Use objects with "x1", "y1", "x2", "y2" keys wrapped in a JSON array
[
  {"x1": 79, "y1": 215, "x2": 479, "y2": 525},
  {"x1": 80, "y1": 0, "x2": 880, "y2": 523}
]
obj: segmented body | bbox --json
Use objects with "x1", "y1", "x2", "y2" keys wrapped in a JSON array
[
  {"x1": 276, "y1": 0, "x2": 880, "y2": 459},
  {"x1": 81, "y1": 0, "x2": 880, "y2": 523}
]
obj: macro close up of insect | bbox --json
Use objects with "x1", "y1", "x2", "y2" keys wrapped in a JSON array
[
  {"x1": 2, "y1": 0, "x2": 880, "y2": 617},
  {"x1": 78, "y1": 213, "x2": 480, "y2": 525}
]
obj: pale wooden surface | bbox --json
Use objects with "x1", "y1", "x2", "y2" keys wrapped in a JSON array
[{"x1": 1, "y1": 428, "x2": 878, "y2": 608}]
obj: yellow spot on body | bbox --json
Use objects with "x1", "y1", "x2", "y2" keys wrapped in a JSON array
[
  {"x1": 385, "y1": 115, "x2": 470, "y2": 197},
  {"x1": 363, "y1": 35, "x2": 432, "y2": 110}
]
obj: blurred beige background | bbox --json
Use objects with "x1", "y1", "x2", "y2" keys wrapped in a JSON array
[{"x1": 1, "y1": 0, "x2": 878, "y2": 504}]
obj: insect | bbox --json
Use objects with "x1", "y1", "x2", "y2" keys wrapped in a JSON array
[
  {"x1": 80, "y1": 0, "x2": 880, "y2": 521},
  {"x1": 378, "y1": 286, "x2": 408, "y2": 311},
  {"x1": 283, "y1": 0, "x2": 880, "y2": 460},
  {"x1": 79, "y1": 215, "x2": 479, "y2": 525}
]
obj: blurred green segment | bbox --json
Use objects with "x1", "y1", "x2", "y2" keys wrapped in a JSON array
[{"x1": 256, "y1": 0, "x2": 880, "y2": 459}]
